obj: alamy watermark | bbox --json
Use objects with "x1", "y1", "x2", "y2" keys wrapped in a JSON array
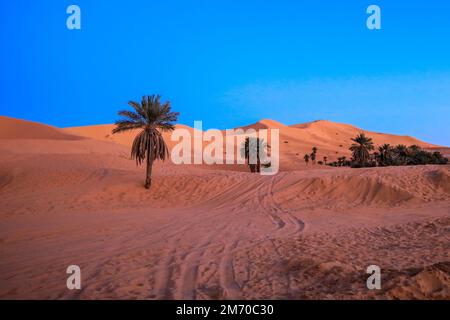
[
  {"x1": 170, "y1": 121, "x2": 280, "y2": 175},
  {"x1": 66, "y1": 4, "x2": 381, "y2": 31},
  {"x1": 367, "y1": 5, "x2": 381, "y2": 30},
  {"x1": 366, "y1": 265, "x2": 381, "y2": 290},
  {"x1": 66, "y1": 265, "x2": 81, "y2": 290},
  {"x1": 66, "y1": 5, "x2": 81, "y2": 30}
]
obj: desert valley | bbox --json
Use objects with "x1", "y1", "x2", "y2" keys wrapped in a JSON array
[{"x1": 0, "y1": 115, "x2": 449, "y2": 299}]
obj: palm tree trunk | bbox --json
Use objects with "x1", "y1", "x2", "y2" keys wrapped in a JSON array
[{"x1": 145, "y1": 143, "x2": 153, "y2": 189}]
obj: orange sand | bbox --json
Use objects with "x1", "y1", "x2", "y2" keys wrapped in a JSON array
[{"x1": 0, "y1": 116, "x2": 449, "y2": 299}]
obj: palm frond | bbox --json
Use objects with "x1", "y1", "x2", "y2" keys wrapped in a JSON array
[
  {"x1": 131, "y1": 129, "x2": 169, "y2": 165},
  {"x1": 112, "y1": 120, "x2": 145, "y2": 134},
  {"x1": 113, "y1": 95, "x2": 178, "y2": 135},
  {"x1": 117, "y1": 110, "x2": 145, "y2": 122}
]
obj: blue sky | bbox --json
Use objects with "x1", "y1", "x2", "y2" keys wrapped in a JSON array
[{"x1": 1, "y1": 0, "x2": 449, "y2": 145}]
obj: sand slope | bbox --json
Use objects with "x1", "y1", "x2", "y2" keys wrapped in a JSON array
[
  {"x1": 0, "y1": 116, "x2": 82, "y2": 140},
  {"x1": 0, "y1": 116, "x2": 449, "y2": 299},
  {"x1": 65, "y1": 123, "x2": 195, "y2": 151}
]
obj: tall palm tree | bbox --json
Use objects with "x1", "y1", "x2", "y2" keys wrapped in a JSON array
[
  {"x1": 240, "y1": 137, "x2": 269, "y2": 173},
  {"x1": 323, "y1": 156, "x2": 328, "y2": 165},
  {"x1": 349, "y1": 133, "x2": 374, "y2": 166},
  {"x1": 112, "y1": 95, "x2": 179, "y2": 189},
  {"x1": 304, "y1": 154, "x2": 310, "y2": 166}
]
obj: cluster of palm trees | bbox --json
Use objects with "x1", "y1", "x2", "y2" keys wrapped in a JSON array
[
  {"x1": 304, "y1": 147, "x2": 318, "y2": 165},
  {"x1": 329, "y1": 133, "x2": 448, "y2": 168},
  {"x1": 373, "y1": 143, "x2": 448, "y2": 167},
  {"x1": 303, "y1": 148, "x2": 330, "y2": 166},
  {"x1": 328, "y1": 156, "x2": 350, "y2": 167}
]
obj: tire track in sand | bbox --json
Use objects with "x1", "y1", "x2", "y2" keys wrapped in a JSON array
[
  {"x1": 261, "y1": 174, "x2": 306, "y2": 237},
  {"x1": 153, "y1": 174, "x2": 307, "y2": 300},
  {"x1": 174, "y1": 234, "x2": 214, "y2": 299},
  {"x1": 219, "y1": 240, "x2": 243, "y2": 299}
]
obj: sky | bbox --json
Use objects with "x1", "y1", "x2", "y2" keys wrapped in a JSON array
[{"x1": 0, "y1": 0, "x2": 449, "y2": 145}]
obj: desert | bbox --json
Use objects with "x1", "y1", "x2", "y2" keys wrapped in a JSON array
[{"x1": 0, "y1": 115, "x2": 449, "y2": 299}]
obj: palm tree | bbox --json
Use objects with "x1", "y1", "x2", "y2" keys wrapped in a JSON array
[
  {"x1": 240, "y1": 137, "x2": 269, "y2": 173},
  {"x1": 323, "y1": 156, "x2": 328, "y2": 165},
  {"x1": 310, "y1": 152, "x2": 316, "y2": 165},
  {"x1": 408, "y1": 145, "x2": 421, "y2": 152},
  {"x1": 349, "y1": 133, "x2": 374, "y2": 166},
  {"x1": 393, "y1": 144, "x2": 408, "y2": 165},
  {"x1": 431, "y1": 151, "x2": 449, "y2": 165},
  {"x1": 112, "y1": 95, "x2": 179, "y2": 189},
  {"x1": 377, "y1": 144, "x2": 392, "y2": 166},
  {"x1": 304, "y1": 154, "x2": 310, "y2": 166},
  {"x1": 310, "y1": 146, "x2": 318, "y2": 165}
]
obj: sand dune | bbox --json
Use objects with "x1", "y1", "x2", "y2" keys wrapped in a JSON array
[
  {"x1": 0, "y1": 116, "x2": 449, "y2": 299},
  {"x1": 64, "y1": 118, "x2": 443, "y2": 171},
  {"x1": 65, "y1": 118, "x2": 437, "y2": 150},
  {"x1": 0, "y1": 116, "x2": 82, "y2": 141},
  {"x1": 289, "y1": 119, "x2": 437, "y2": 152},
  {"x1": 65, "y1": 123, "x2": 195, "y2": 150}
]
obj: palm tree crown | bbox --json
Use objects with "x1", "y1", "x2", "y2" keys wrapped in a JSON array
[{"x1": 349, "y1": 133, "x2": 374, "y2": 165}]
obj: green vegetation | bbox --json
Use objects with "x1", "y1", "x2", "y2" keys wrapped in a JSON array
[
  {"x1": 349, "y1": 133, "x2": 374, "y2": 167},
  {"x1": 325, "y1": 133, "x2": 448, "y2": 168}
]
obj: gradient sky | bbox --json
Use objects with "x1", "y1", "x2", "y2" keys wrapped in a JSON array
[{"x1": 1, "y1": 0, "x2": 449, "y2": 145}]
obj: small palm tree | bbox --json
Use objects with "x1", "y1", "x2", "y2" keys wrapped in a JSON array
[
  {"x1": 113, "y1": 95, "x2": 179, "y2": 189},
  {"x1": 377, "y1": 144, "x2": 392, "y2": 166},
  {"x1": 304, "y1": 154, "x2": 310, "y2": 165},
  {"x1": 349, "y1": 133, "x2": 374, "y2": 166},
  {"x1": 310, "y1": 152, "x2": 316, "y2": 165},
  {"x1": 310, "y1": 146, "x2": 318, "y2": 165},
  {"x1": 394, "y1": 144, "x2": 409, "y2": 165},
  {"x1": 240, "y1": 137, "x2": 270, "y2": 173},
  {"x1": 408, "y1": 145, "x2": 421, "y2": 152},
  {"x1": 323, "y1": 156, "x2": 328, "y2": 165}
]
